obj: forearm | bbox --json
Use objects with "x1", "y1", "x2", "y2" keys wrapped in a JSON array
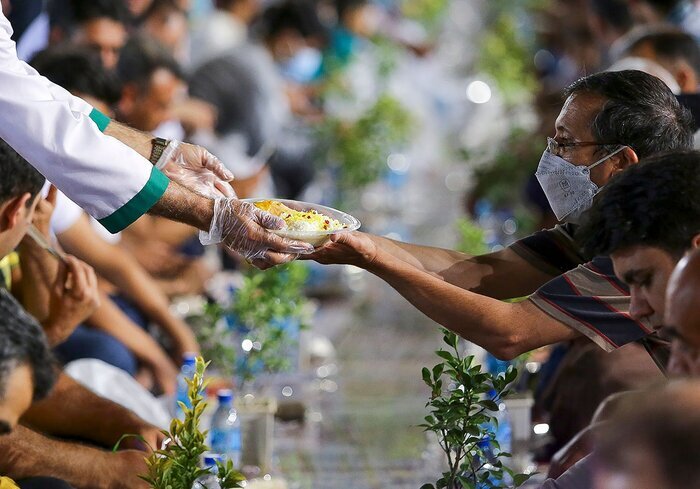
[
  {"x1": 16, "y1": 242, "x2": 59, "y2": 322},
  {"x1": 150, "y1": 180, "x2": 215, "y2": 232},
  {"x1": 0, "y1": 425, "x2": 109, "y2": 488},
  {"x1": 103, "y1": 120, "x2": 153, "y2": 161},
  {"x1": 87, "y1": 293, "x2": 174, "y2": 368},
  {"x1": 372, "y1": 235, "x2": 472, "y2": 276},
  {"x1": 21, "y1": 372, "x2": 147, "y2": 447},
  {"x1": 367, "y1": 248, "x2": 577, "y2": 359}
]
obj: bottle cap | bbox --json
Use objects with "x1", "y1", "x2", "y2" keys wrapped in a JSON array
[
  {"x1": 203, "y1": 454, "x2": 221, "y2": 467},
  {"x1": 182, "y1": 353, "x2": 197, "y2": 366},
  {"x1": 217, "y1": 389, "x2": 234, "y2": 403}
]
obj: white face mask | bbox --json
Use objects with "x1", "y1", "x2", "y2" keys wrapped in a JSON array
[{"x1": 535, "y1": 146, "x2": 625, "y2": 223}]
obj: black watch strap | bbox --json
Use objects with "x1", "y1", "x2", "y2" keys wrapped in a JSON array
[{"x1": 149, "y1": 137, "x2": 170, "y2": 165}]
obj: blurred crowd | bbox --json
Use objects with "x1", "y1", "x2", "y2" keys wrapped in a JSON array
[{"x1": 5, "y1": 0, "x2": 700, "y2": 489}]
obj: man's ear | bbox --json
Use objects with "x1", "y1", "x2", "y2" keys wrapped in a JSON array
[
  {"x1": 612, "y1": 146, "x2": 639, "y2": 174},
  {"x1": 691, "y1": 233, "x2": 700, "y2": 250},
  {"x1": 0, "y1": 193, "x2": 31, "y2": 232},
  {"x1": 675, "y1": 64, "x2": 698, "y2": 94}
]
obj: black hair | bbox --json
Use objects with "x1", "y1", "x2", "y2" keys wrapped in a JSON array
[
  {"x1": 259, "y1": 0, "x2": 327, "y2": 41},
  {"x1": 0, "y1": 139, "x2": 45, "y2": 207},
  {"x1": 590, "y1": 0, "x2": 633, "y2": 32},
  {"x1": 565, "y1": 70, "x2": 694, "y2": 158},
  {"x1": 30, "y1": 46, "x2": 122, "y2": 107},
  {"x1": 626, "y1": 29, "x2": 700, "y2": 78},
  {"x1": 141, "y1": 0, "x2": 187, "y2": 21},
  {"x1": 117, "y1": 35, "x2": 184, "y2": 88},
  {"x1": 70, "y1": 0, "x2": 130, "y2": 26},
  {"x1": 642, "y1": 0, "x2": 683, "y2": 16},
  {"x1": 578, "y1": 151, "x2": 700, "y2": 259},
  {"x1": 0, "y1": 289, "x2": 56, "y2": 404}
]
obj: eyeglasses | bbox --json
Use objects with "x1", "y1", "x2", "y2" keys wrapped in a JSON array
[{"x1": 546, "y1": 137, "x2": 617, "y2": 156}]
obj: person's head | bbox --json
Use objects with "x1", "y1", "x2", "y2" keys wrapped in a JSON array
[
  {"x1": 216, "y1": 0, "x2": 260, "y2": 25},
  {"x1": 578, "y1": 151, "x2": 700, "y2": 330},
  {"x1": 594, "y1": 380, "x2": 700, "y2": 489},
  {"x1": 30, "y1": 46, "x2": 122, "y2": 116},
  {"x1": 335, "y1": 0, "x2": 379, "y2": 36},
  {"x1": 537, "y1": 69, "x2": 693, "y2": 223},
  {"x1": 0, "y1": 289, "x2": 56, "y2": 435},
  {"x1": 622, "y1": 29, "x2": 700, "y2": 93},
  {"x1": 663, "y1": 249, "x2": 700, "y2": 376},
  {"x1": 0, "y1": 140, "x2": 45, "y2": 258},
  {"x1": 116, "y1": 36, "x2": 185, "y2": 131},
  {"x1": 71, "y1": 0, "x2": 130, "y2": 70},
  {"x1": 141, "y1": 0, "x2": 189, "y2": 55},
  {"x1": 626, "y1": 0, "x2": 683, "y2": 23},
  {"x1": 126, "y1": 0, "x2": 155, "y2": 18}
]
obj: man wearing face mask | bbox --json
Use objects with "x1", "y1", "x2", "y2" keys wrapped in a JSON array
[{"x1": 308, "y1": 69, "x2": 694, "y2": 367}]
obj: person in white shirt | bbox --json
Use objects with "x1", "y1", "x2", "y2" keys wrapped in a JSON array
[{"x1": 0, "y1": 3, "x2": 312, "y2": 265}]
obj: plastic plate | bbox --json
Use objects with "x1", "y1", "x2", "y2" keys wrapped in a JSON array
[{"x1": 243, "y1": 199, "x2": 361, "y2": 247}]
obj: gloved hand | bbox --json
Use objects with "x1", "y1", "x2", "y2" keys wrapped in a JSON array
[
  {"x1": 156, "y1": 140, "x2": 236, "y2": 199},
  {"x1": 200, "y1": 198, "x2": 315, "y2": 264}
]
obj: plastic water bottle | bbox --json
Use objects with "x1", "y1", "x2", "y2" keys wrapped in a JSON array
[
  {"x1": 209, "y1": 389, "x2": 242, "y2": 467},
  {"x1": 175, "y1": 353, "x2": 197, "y2": 419},
  {"x1": 193, "y1": 454, "x2": 221, "y2": 489}
]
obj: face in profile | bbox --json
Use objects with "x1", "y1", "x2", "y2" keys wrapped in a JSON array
[{"x1": 611, "y1": 246, "x2": 679, "y2": 330}]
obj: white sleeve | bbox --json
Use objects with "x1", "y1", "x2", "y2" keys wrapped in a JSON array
[{"x1": 0, "y1": 7, "x2": 169, "y2": 233}]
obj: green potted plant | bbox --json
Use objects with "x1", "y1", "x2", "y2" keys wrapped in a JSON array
[
  {"x1": 420, "y1": 330, "x2": 531, "y2": 489},
  {"x1": 193, "y1": 263, "x2": 311, "y2": 473},
  {"x1": 141, "y1": 357, "x2": 245, "y2": 489}
]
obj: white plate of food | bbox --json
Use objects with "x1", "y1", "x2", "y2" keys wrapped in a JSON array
[{"x1": 244, "y1": 199, "x2": 361, "y2": 247}]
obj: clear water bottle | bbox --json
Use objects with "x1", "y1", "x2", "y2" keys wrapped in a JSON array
[
  {"x1": 209, "y1": 389, "x2": 242, "y2": 467},
  {"x1": 193, "y1": 454, "x2": 221, "y2": 489},
  {"x1": 175, "y1": 353, "x2": 197, "y2": 419}
]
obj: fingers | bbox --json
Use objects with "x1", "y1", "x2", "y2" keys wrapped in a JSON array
[
  {"x1": 65, "y1": 256, "x2": 89, "y2": 300},
  {"x1": 253, "y1": 207, "x2": 285, "y2": 230},
  {"x1": 46, "y1": 184, "x2": 58, "y2": 205},
  {"x1": 203, "y1": 153, "x2": 234, "y2": 181},
  {"x1": 214, "y1": 180, "x2": 236, "y2": 198},
  {"x1": 250, "y1": 251, "x2": 299, "y2": 269}
]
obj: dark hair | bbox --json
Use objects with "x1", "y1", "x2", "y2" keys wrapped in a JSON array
[
  {"x1": 30, "y1": 46, "x2": 122, "y2": 107},
  {"x1": 626, "y1": 29, "x2": 700, "y2": 78},
  {"x1": 71, "y1": 0, "x2": 130, "y2": 26},
  {"x1": 117, "y1": 36, "x2": 184, "y2": 88},
  {"x1": 590, "y1": 0, "x2": 633, "y2": 32},
  {"x1": 565, "y1": 70, "x2": 694, "y2": 158},
  {"x1": 578, "y1": 151, "x2": 700, "y2": 258},
  {"x1": 0, "y1": 139, "x2": 45, "y2": 207},
  {"x1": 259, "y1": 0, "x2": 327, "y2": 41},
  {"x1": 642, "y1": 0, "x2": 682, "y2": 15},
  {"x1": 595, "y1": 383, "x2": 700, "y2": 489},
  {"x1": 141, "y1": 0, "x2": 187, "y2": 22},
  {"x1": 0, "y1": 289, "x2": 56, "y2": 403}
]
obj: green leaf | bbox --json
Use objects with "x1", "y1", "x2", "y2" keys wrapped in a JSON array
[
  {"x1": 435, "y1": 350, "x2": 454, "y2": 362},
  {"x1": 422, "y1": 367, "x2": 432, "y2": 385},
  {"x1": 479, "y1": 400, "x2": 500, "y2": 411},
  {"x1": 513, "y1": 473, "x2": 533, "y2": 487}
]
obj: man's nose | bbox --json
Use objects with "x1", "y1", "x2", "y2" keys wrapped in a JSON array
[{"x1": 629, "y1": 291, "x2": 654, "y2": 322}]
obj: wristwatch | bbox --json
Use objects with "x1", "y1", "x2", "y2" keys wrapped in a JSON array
[{"x1": 149, "y1": 137, "x2": 170, "y2": 165}]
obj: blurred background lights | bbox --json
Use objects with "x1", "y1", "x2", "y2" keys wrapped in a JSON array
[{"x1": 466, "y1": 80, "x2": 492, "y2": 104}]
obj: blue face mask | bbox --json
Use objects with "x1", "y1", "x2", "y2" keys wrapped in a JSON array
[
  {"x1": 279, "y1": 47, "x2": 322, "y2": 84},
  {"x1": 535, "y1": 146, "x2": 625, "y2": 223}
]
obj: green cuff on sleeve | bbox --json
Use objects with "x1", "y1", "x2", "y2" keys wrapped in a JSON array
[
  {"x1": 98, "y1": 167, "x2": 170, "y2": 233},
  {"x1": 89, "y1": 108, "x2": 111, "y2": 133}
]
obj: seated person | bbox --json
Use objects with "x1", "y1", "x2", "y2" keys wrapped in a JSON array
[
  {"x1": 69, "y1": 0, "x2": 129, "y2": 70},
  {"x1": 0, "y1": 138, "x2": 162, "y2": 488},
  {"x1": 594, "y1": 380, "x2": 700, "y2": 489},
  {"x1": 0, "y1": 288, "x2": 74, "y2": 489},
  {"x1": 539, "y1": 150, "x2": 700, "y2": 486},
  {"x1": 309, "y1": 70, "x2": 694, "y2": 370}
]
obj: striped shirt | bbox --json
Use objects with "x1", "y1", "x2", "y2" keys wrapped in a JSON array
[
  {"x1": 0, "y1": 6, "x2": 169, "y2": 233},
  {"x1": 510, "y1": 226, "x2": 669, "y2": 370}
]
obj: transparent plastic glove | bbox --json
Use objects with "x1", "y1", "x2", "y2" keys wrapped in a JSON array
[
  {"x1": 200, "y1": 198, "x2": 315, "y2": 263},
  {"x1": 156, "y1": 140, "x2": 236, "y2": 199}
]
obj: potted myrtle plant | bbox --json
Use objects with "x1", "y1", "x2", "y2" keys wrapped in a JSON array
[
  {"x1": 420, "y1": 330, "x2": 531, "y2": 489},
  {"x1": 141, "y1": 357, "x2": 245, "y2": 489}
]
